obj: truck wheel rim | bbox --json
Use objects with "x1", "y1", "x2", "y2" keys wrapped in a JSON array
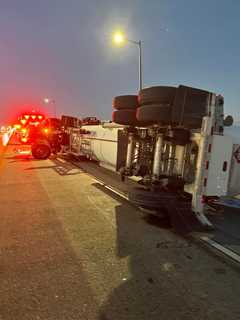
[{"x1": 35, "y1": 145, "x2": 49, "y2": 158}]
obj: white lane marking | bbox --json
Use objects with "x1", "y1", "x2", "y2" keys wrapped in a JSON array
[
  {"x1": 57, "y1": 158, "x2": 66, "y2": 163},
  {"x1": 200, "y1": 236, "x2": 240, "y2": 264},
  {"x1": 67, "y1": 160, "x2": 129, "y2": 200},
  {"x1": 90, "y1": 176, "x2": 129, "y2": 201},
  {"x1": 103, "y1": 184, "x2": 129, "y2": 201},
  {"x1": 57, "y1": 166, "x2": 65, "y2": 170}
]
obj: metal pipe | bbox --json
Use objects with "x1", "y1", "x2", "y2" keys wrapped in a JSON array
[
  {"x1": 128, "y1": 39, "x2": 143, "y2": 91},
  {"x1": 152, "y1": 134, "x2": 163, "y2": 179},
  {"x1": 126, "y1": 133, "x2": 135, "y2": 170},
  {"x1": 139, "y1": 41, "x2": 142, "y2": 91},
  {"x1": 133, "y1": 141, "x2": 139, "y2": 163},
  {"x1": 176, "y1": 145, "x2": 186, "y2": 176},
  {"x1": 162, "y1": 143, "x2": 170, "y2": 173},
  {"x1": 191, "y1": 110, "x2": 214, "y2": 228},
  {"x1": 167, "y1": 144, "x2": 176, "y2": 175}
]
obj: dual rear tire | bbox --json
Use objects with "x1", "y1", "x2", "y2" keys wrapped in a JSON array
[
  {"x1": 112, "y1": 95, "x2": 140, "y2": 126},
  {"x1": 112, "y1": 85, "x2": 210, "y2": 129},
  {"x1": 136, "y1": 104, "x2": 172, "y2": 124},
  {"x1": 112, "y1": 87, "x2": 176, "y2": 126},
  {"x1": 112, "y1": 109, "x2": 139, "y2": 126},
  {"x1": 112, "y1": 95, "x2": 138, "y2": 110}
]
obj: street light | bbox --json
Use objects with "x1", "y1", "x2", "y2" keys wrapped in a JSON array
[
  {"x1": 44, "y1": 98, "x2": 56, "y2": 117},
  {"x1": 44, "y1": 98, "x2": 50, "y2": 104},
  {"x1": 113, "y1": 32, "x2": 125, "y2": 45},
  {"x1": 113, "y1": 31, "x2": 143, "y2": 91}
]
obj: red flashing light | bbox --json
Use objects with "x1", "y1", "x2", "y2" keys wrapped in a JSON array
[
  {"x1": 38, "y1": 115, "x2": 43, "y2": 120},
  {"x1": 21, "y1": 137, "x2": 28, "y2": 143},
  {"x1": 14, "y1": 124, "x2": 21, "y2": 130},
  {"x1": 20, "y1": 119, "x2": 27, "y2": 125},
  {"x1": 31, "y1": 115, "x2": 36, "y2": 120},
  {"x1": 21, "y1": 128, "x2": 27, "y2": 134},
  {"x1": 24, "y1": 115, "x2": 30, "y2": 119}
]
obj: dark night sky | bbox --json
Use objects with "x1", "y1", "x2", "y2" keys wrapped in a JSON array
[{"x1": 0, "y1": 0, "x2": 240, "y2": 123}]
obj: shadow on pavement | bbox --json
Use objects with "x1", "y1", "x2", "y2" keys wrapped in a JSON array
[
  {"x1": 91, "y1": 183, "x2": 190, "y2": 319},
  {"x1": 5, "y1": 155, "x2": 83, "y2": 176},
  {"x1": 92, "y1": 182, "x2": 240, "y2": 320},
  {"x1": 99, "y1": 203, "x2": 192, "y2": 320},
  {"x1": 91, "y1": 182, "x2": 172, "y2": 231},
  {"x1": 25, "y1": 165, "x2": 59, "y2": 170},
  {"x1": 25, "y1": 158, "x2": 84, "y2": 176},
  {"x1": 26, "y1": 165, "x2": 83, "y2": 176}
]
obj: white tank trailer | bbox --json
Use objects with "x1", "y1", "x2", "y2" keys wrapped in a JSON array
[{"x1": 64, "y1": 85, "x2": 239, "y2": 232}]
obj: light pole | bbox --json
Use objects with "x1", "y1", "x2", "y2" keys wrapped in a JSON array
[
  {"x1": 113, "y1": 32, "x2": 143, "y2": 91},
  {"x1": 44, "y1": 98, "x2": 56, "y2": 117}
]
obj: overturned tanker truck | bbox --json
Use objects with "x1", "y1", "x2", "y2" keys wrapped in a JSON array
[{"x1": 62, "y1": 84, "x2": 238, "y2": 232}]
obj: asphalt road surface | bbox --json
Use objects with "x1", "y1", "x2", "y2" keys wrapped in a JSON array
[{"x1": 1, "y1": 142, "x2": 240, "y2": 320}]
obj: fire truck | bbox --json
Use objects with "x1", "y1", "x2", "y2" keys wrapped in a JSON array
[
  {"x1": 13, "y1": 111, "x2": 46, "y2": 143},
  {"x1": 12, "y1": 111, "x2": 63, "y2": 159}
]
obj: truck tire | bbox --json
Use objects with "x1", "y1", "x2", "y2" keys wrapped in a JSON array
[
  {"x1": 128, "y1": 187, "x2": 176, "y2": 208},
  {"x1": 181, "y1": 116, "x2": 203, "y2": 129},
  {"x1": 31, "y1": 140, "x2": 51, "y2": 160},
  {"x1": 112, "y1": 109, "x2": 139, "y2": 126},
  {"x1": 172, "y1": 85, "x2": 209, "y2": 127},
  {"x1": 136, "y1": 104, "x2": 172, "y2": 124},
  {"x1": 167, "y1": 128, "x2": 190, "y2": 145},
  {"x1": 113, "y1": 95, "x2": 138, "y2": 110},
  {"x1": 138, "y1": 86, "x2": 176, "y2": 106}
]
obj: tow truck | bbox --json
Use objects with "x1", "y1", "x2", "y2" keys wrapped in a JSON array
[{"x1": 12, "y1": 111, "x2": 64, "y2": 159}]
